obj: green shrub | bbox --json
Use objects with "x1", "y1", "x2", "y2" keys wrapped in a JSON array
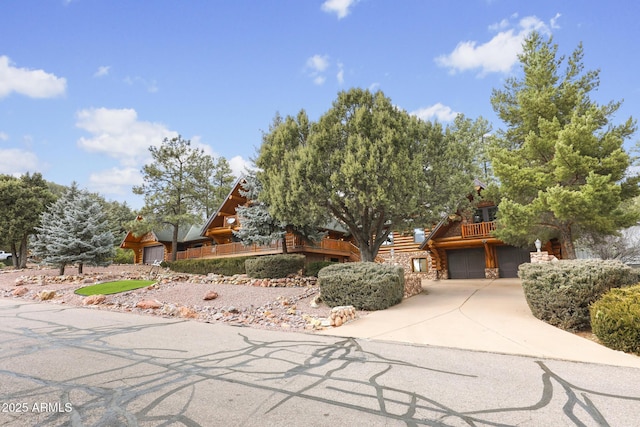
[
  {"x1": 245, "y1": 254, "x2": 305, "y2": 279},
  {"x1": 590, "y1": 284, "x2": 640, "y2": 354},
  {"x1": 318, "y1": 262, "x2": 404, "y2": 311},
  {"x1": 113, "y1": 248, "x2": 134, "y2": 264},
  {"x1": 306, "y1": 261, "x2": 337, "y2": 277},
  {"x1": 167, "y1": 257, "x2": 252, "y2": 276},
  {"x1": 518, "y1": 259, "x2": 638, "y2": 331}
]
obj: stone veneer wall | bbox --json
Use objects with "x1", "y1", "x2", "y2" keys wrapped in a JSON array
[
  {"x1": 378, "y1": 250, "x2": 433, "y2": 298},
  {"x1": 485, "y1": 268, "x2": 499, "y2": 279}
]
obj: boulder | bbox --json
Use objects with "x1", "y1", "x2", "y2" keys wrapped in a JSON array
[
  {"x1": 136, "y1": 300, "x2": 162, "y2": 309},
  {"x1": 203, "y1": 291, "x2": 219, "y2": 301},
  {"x1": 83, "y1": 294, "x2": 106, "y2": 305},
  {"x1": 12, "y1": 287, "x2": 28, "y2": 297},
  {"x1": 178, "y1": 306, "x2": 197, "y2": 318},
  {"x1": 38, "y1": 290, "x2": 56, "y2": 301}
]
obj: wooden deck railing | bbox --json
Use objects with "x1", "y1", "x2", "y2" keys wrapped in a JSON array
[
  {"x1": 461, "y1": 221, "x2": 496, "y2": 239},
  {"x1": 176, "y1": 237, "x2": 357, "y2": 261}
]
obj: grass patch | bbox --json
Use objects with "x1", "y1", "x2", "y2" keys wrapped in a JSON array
[{"x1": 75, "y1": 280, "x2": 156, "y2": 296}]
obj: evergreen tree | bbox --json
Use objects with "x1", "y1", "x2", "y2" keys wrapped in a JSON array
[
  {"x1": 0, "y1": 173, "x2": 55, "y2": 268},
  {"x1": 133, "y1": 136, "x2": 201, "y2": 261},
  {"x1": 193, "y1": 155, "x2": 235, "y2": 220},
  {"x1": 489, "y1": 32, "x2": 639, "y2": 258},
  {"x1": 257, "y1": 88, "x2": 478, "y2": 261},
  {"x1": 31, "y1": 183, "x2": 114, "y2": 275},
  {"x1": 233, "y1": 173, "x2": 286, "y2": 249}
]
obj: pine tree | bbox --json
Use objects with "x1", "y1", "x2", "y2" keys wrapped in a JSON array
[
  {"x1": 133, "y1": 136, "x2": 202, "y2": 261},
  {"x1": 31, "y1": 183, "x2": 114, "y2": 275},
  {"x1": 489, "y1": 32, "x2": 639, "y2": 259}
]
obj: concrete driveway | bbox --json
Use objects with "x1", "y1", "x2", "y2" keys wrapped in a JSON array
[{"x1": 318, "y1": 278, "x2": 640, "y2": 369}]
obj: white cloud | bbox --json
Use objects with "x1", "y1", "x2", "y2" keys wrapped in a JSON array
[
  {"x1": 336, "y1": 62, "x2": 344, "y2": 84},
  {"x1": 0, "y1": 56, "x2": 66, "y2": 99},
  {"x1": 313, "y1": 75, "x2": 326, "y2": 85},
  {"x1": 0, "y1": 148, "x2": 43, "y2": 175},
  {"x1": 0, "y1": 132, "x2": 8, "y2": 141},
  {"x1": 410, "y1": 103, "x2": 459, "y2": 122},
  {"x1": 321, "y1": 0, "x2": 359, "y2": 19},
  {"x1": 306, "y1": 54, "x2": 329, "y2": 72},
  {"x1": 550, "y1": 13, "x2": 562, "y2": 29},
  {"x1": 87, "y1": 166, "x2": 142, "y2": 196},
  {"x1": 435, "y1": 15, "x2": 555, "y2": 76},
  {"x1": 76, "y1": 107, "x2": 178, "y2": 167},
  {"x1": 93, "y1": 65, "x2": 110, "y2": 77},
  {"x1": 228, "y1": 155, "x2": 253, "y2": 177},
  {"x1": 305, "y1": 54, "x2": 331, "y2": 85}
]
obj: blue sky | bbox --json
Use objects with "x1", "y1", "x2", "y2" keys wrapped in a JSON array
[{"x1": 1, "y1": 0, "x2": 639, "y2": 209}]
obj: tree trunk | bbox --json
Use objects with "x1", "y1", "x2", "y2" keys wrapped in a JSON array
[
  {"x1": 19, "y1": 235, "x2": 29, "y2": 269},
  {"x1": 78, "y1": 263, "x2": 84, "y2": 274},
  {"x1": 10, "y1": 241, "x2": 18, "y2": 269},
  {"x1": 559, "y1": 225, "x2": 577, "y2": 259},
  {"x1": 281, "y1": 235, "x2": 288, "y2": 254},
  {"x1": 59, "y1": 263, "x2": 66, "y2": 275}
]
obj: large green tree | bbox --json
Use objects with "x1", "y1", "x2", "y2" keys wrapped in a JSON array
[
  {"x1": 31, "y1": 183, "x2": 114, "y2": 275},
  {"x1": 0, "y1": 173, "x2": 54, "y2": 268},
  {"x1": 489, "y1": 32, "x2": 639, "y2": 259},
  {"x1": 233, "y1": 171, "x2": 324, "y2": 253},
  {"x1": 133, "y1": 136, "x2": 203, "y2": 261},
  {"x1": 257, "y1": 88, "x2": 480, "y2": 261}
]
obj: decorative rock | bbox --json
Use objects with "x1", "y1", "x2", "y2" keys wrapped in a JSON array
[
  {"x1": 12, "y1": 287, "x2": 28, "y2": 297},
  {"x1": 178, "y1": 306, "x2": 198, "y2": 318},
  {"x1": 329, "y1": 305, "x2": 356, "y2": 327},
  {"x1": 83, "y1": 294, "x2": 106, "y2": 305},
  {"x1": 136, "y1": 300, "x2": 162, "y2": 309},
  {"x1": 203, "y1": 291, "x2": 219, "y2": 301},
  {"x1": 38, "y1": 290, "x2": 56, "y2": 300},
  {"x1": 161, "y1": 304, "x2": 179, "y2": 316}
]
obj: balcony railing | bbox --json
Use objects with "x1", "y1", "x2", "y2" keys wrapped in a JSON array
[
  {"x1": 461, "y1": 221, "x2": 496, "y2": 239},
  {"x1": 176, "y1": 236, "x2": 358, "y2": 261}
]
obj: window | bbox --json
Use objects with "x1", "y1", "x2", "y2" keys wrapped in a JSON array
[
  {"x1": 473, "y1": 206, "x2": 498, "y2": 223},
  {"x1": 414, "y1": 228, "x2": 425, "y2": 244},
  {"x1": 412, "y1": 258, "x2": 428, "y2": 272}
]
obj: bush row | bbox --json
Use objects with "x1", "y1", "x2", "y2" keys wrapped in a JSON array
[
  {"x1": 318, "y1": 262, "x2": 404, "y2": 311},
  {"x1": 167, "y1": 256, "x2": 252, "y2": 276},
  {"x1": 245, "y1": 254, "x2": 305, "y2": 279},
  {"x1": 518, "y1": 259, "x2": 639, "y2": 331}
]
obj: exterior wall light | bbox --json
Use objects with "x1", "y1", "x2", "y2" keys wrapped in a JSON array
[{"x1": 535, "y1": 239, "x2": 542, "y2": 252}]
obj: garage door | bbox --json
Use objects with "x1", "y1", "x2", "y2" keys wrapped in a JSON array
[
  {"x1": 496, "y1": 246, "x2": 532, "y2": 278},
  {"x1": 447, "y1": 248, "x2": 486, "y2": 279},
  {"x1": 143, "y1": 245, "x2": 164, "y2": 265}
]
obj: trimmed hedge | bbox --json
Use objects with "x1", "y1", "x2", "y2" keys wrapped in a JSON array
[
  {"x1": 245, "y1": 254, "x2": 305, "y2": 279},
  {"x1": 518, "y1": 259, "x2": 639, "y2": 331},
  {"x1": 306, "y1": 261, "x2": 337, "y2": 277},
  {"x1": 590, "y1": 284, "x2": 640, "y2": 354},
  {"x1": 318, "y1": 262, "x2": 404, "y2": 311},
  {"x1": 167, "y1": 256, "x2": 252, "y2": 276}
]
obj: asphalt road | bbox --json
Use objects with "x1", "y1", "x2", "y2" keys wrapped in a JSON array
[{"x1": 1, "y1": 299, "x2": 639, "y2": 426}]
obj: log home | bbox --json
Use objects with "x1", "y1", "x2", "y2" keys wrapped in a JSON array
[{"x1": 122, "y1": 178, "x2": 361, "y2": 264}]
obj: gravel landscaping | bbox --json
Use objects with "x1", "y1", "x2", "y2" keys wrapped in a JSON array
[{"x1": 0, "y1": 264, "x2": 352, "y2": 332}]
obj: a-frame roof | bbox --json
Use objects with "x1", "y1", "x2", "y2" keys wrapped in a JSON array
[{"x1": 200, "y1": 175, "x2": 247, "y2": 236}]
